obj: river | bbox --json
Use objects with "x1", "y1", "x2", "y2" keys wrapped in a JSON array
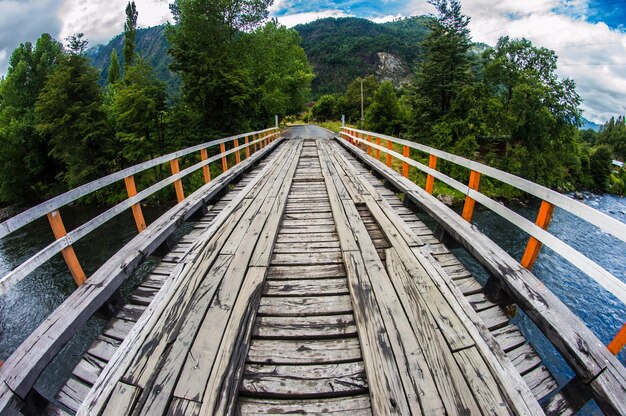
[{"x1": 0, "y1": 195, "x2": 624, "y2": 413}]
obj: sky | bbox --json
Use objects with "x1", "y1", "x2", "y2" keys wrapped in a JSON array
[{"x1": 0, "y1": 0, "x2": 625, "y2": 123}]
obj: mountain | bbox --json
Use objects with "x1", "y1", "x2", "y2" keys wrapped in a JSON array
[
  {"x1": 294, "y1": 17, "x2": 432, "y2": 98},
  {"x1": 580, "y1": 117, "x2": 601, "y2": 132},
  {"x1": 86, "y1": 25, "x2": 180, "y2": 96},
  {"x1": 86, "y1": 16, "x2": 432, "y2": 99}
]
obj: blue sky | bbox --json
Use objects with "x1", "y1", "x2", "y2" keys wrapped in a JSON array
[{"x1": 0, "y1": 0, "x2": 625, "y2": 122}]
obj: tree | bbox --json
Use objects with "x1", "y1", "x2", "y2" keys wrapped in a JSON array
[
  {"x1": 244, "y1": 21, "x2": 314, "y2": 123},
  {"x1": 124, "y1": 1, "x2": 138, "y2": 68},
  {"x1": 36, "y1": 38, "x2": 113, "y2": 188},
  {"x1": 311, "y1": 95, "x2": 339, "y2": 121},
  {"x1": 365, "y1": 81, "x2": 402, "y2": 135},
  {"x1": 341, "y1": 75, "x2": 379, "y2": 123},
  {"x1": 597, "y1": 116, "x2": 626, "y2": 160},
  {"x1": 109, "y1": 58, "x2": 168, "y2": 164},
  {"x1": 0, "y1": 34, "x2": 63, "y2": 202},
  {"x1": 590, "y1": 145, "x2": 613, "y2": 192},
  {"x1": 107, "y1": 49, "x2": 121, "y2": 84},
  {"x1": 167, "y1": 0, "x2": 272, "y2": 134},
  {"x1": 409, "y1": 0, "x2": 472, "y2": 138}
]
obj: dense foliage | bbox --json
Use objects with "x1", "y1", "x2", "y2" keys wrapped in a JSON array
[{"x1": 0, "y1": 0, "x2": 313, "y2": 204}]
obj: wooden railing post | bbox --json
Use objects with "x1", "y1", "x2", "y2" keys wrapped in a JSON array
[
  {"x1": 47, "y1": 210, "x2": 86, "y2": 286},
  {"x1": 234, "y1": 138, "x2": 241, "y2": 164},
  {"x1": 402, "y1": 145, "x2": 410, "y2": 178},
  {"x1": 366, "y1": 135, "x2": 372, "y2": 156},
  {"x1": 520, "y1": 201, "x2": 555, "y2": 270},
  {"x1": 220, "y1": 143, "x2": 228, "y2": 172},
  {"x1": 169, "y1": 159, "x2": 185, "y2": 203},
  {"x1": 462, "y1": 170, "x2": 481, "y2": 222},
  {"x1": 124, "y1": 176, "x2": 147, "y2": 233},
  {"x1": 608, "y1": 323, "x2": 626, "y2": 355},
  {"x1": 200, "y1": 148, "x2": 211, "y2": 184},
  {"x1": 376, "y1": 137, "x2": 381, "y2": 160},
  {"x1": 245, "y1": 136, "x2": 250, "y2": 158},
  {"x1": 386, "y1": 140, "x2": 393, "y2": 167},
  {"x1": 425, "y1": 155, "x2": 437, "y2": 194}
]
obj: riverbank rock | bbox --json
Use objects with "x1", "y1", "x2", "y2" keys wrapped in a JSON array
[
  {"x1": 574, "y1": 191, "x2": 584, "y2": 201},
  {"x1": 437, "y1": 194, "x2": 456, "y2": 206}
]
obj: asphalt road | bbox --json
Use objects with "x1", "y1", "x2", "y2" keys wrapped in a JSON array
[{"x1": 282, "y1": 125, "x2": 336, "y2": 140}]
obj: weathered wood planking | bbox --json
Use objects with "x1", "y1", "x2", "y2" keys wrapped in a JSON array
[
  {"x1": 238, "y1": 395, "x2": 372, "y2": 415},
  {"x1": 77, "y1": 140, "x2": 296, "y2": 415},
  {"x1": 335, "y1": 136, "x2": 626, "y2": 415}
]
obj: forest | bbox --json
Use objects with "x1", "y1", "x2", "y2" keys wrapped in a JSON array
[
  {"x1": 0, "y1": 0, "x2": 625, "y2": 206},
  {"x1": 309, "y1": 2, "x2": 626, "y2": 198}
]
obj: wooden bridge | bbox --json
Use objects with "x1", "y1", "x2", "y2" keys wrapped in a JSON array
[{"x1": 0, "y1": 125, "x2": 625, "y2": 415}]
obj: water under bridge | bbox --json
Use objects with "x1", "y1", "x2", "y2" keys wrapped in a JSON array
[{"x1": 0, "y1": 125, "x2": 624, "y2": 415}]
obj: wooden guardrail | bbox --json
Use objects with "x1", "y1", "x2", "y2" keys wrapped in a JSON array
[
  {"x1": 340, "y1": 126, "x2": 626, "y2": 414},
  {"x1": 0, "y1": 127, "x2": 279, "y2": 294},
  {"x1": 0, "y1": 126, "x2": 280, "y2": 413}
]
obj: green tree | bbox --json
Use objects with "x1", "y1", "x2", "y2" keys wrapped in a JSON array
[
  {"x1": 244, "y1": 21, "x2": 314, "y2": 123},
  {"x1": 107, "y1": 49, "x2": 121, "y2": 84},
  {"x1": 311, "y1": 95, "x2": 339, "y2": 121},
  {"x1": 365, "y1": 81, "x2": 402, "y2": 135},
  {"x1": 36, "y1": 36, "x2": 113, "y2": 187},
  {"x1": 124, "y1": 1, "x2": 138, "y2": 68},
  {"x1": 590, "y1": 145, "x2": 613, "y2": 192},
  {"x1": 0, "y1": 34, "x2": 63, "y2": 202},
  {"x1": 341, "y1": 75, "x2": 379, "y2": 124},
  {"x1": 109, "y1": 58, "x2": 168, "y2": 164},
  {"x1": 409, "y1": 0, "x2": 472, "y2": 138},
  {"x1": 597, "y1": 116, "x2": 626, "y2": 160},
  {"x1": 167, "y1": 0, "x2": 271, "y2": 135}
]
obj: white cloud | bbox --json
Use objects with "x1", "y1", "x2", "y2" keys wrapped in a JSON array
[
  {"x1": 370, "y1": 14, "x2": 403, "y2": 24},
  {"x1": 274, "y1": 10, "x2": 351, "y2": 28}
]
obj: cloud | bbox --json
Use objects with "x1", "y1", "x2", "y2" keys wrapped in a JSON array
[
  {"x1": 0, "y1": 0, "x2": 63, "y2": 74},
  {"x1": 274, "y1": 10, "x2": 352, "y2": 27},
  {"x1": 0, "y1": 0, "x2": 171, "y2": 75}
]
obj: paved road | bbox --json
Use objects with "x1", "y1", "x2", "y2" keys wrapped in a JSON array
[{"x1": 282, "y1": 124, "x2": 336, "y2": 140}]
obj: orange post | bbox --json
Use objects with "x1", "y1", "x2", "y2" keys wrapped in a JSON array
[
  {"x1": 124, "y1": 176, "x2": 147, "y2": 233},
  {"x1": 520, "y1": 201, "x2": 555, "y2": 270},
  {"x1": 366, "y1": 135, "x2": 372, "y2": 156},
  {"x1": 253, "y1": 134, "x2": 258, "y2": 153},
  {"x1": 234, "y1": 139, "x2": 241, "y2": 164},
  {"x1": 608, "y1": 323, "x2": 626, "y2": 355},
  {"x1": 47, "y1": 210, "x2": 86, "y2": 286},
  {"x1": 425, "y1": 155, "x2": 437, "y2": 194},
  {"x1": 462, "y1": 170, "x2": 481, "y2": 222},
  {"x1": 220, "y1": 143, "x2": 228, "y2": 172},
  {"x1": 245, "y1": 136, "x2": 250, "y2": 158},
  {"x1": 169, "y1": 159, "x2": 185, "y2": 203},
  {"x1": 386, "y1": 140, "x2": 393, "y2": 167},
  {"x1": 200, "y1": 148, "x2": 211, "y2": 184},
  {"x1": 402, "y1": 145, "x2": 410, "y2": 178},
  {"x1": 376, "y1": 137, "x2": 381, "y2": 160}
]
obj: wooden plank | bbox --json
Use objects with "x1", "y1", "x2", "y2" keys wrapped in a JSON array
[
  {"x1": 167, "y1": 398, "x2": 201, "y2": 416},
  {"x1": 73, "y1": 355, "x2": 106, "y2": 385},
  {"x1": 477, "y1": 306, "x2": 510, "y2": 331},
  {"x1": 56, "y1": 378, "x2": 90, "y2": 413},
  {"x1": 523, "y1": 365, "x2": 559, "y2": 400},
  {"x1": 275, "y1": 233, "x2": 338, "y2": 244},
  {"x1": 239, "y1": 362, "x2": 368, "y2": 398},
  {"x1": 238, "y1": 395, "x2": 372, "y2": 415},
  {"x1": 267, "y1": 264, "x2": 345, "y2": 280},
  {"x1": 264, "y1": 278, "x2": 349, "y2": 296},
  {"x1": 86, "y1": 336, "x2": 120, "y2": 362},
  {"x1": 78, "y1": 140, "x2": 291, "y2": 415},
  {"x1": 271, "y1": 251, "x2": 342, "y2": 265},
  {"x1": 492, "y1": 326, "x2": 526, "y2": 353},
  {"x1": 101, "y1": 318, "x2": 134, "y2": 342},
  {"x1": 247, "y1": 338, "x2": 361, "y2": 364},
  {"x1": 453, "y1": 347, "x2": 512, "y2": 416},
  {"x1": 252, "y1": 314, "x2": 358, "y2": 339},
  {"x1": 257, "y1": 295, "x2": 353, "y2": 316},
  {"x1": 101, "y1": 382, "x2": 140, "y2": 416},
  {"x1": 272, "y1": 241, "x2": 341, "y2": 253}
]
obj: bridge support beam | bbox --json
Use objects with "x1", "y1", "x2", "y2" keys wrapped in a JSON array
[
  {"x1": 124, "y1": 176, "x2": 147, "y2": 233},
  {"x1": 402, "y1": 145, "x2": 410, "y2": 178},
  {"x1": 520, "y1": 200, "x2": 555, "y2": 270},
  {"x1": 386, "y1": 140, "x2": 392, "y2": 167},
  {"x1": 200, "y1": 149, "x2": 211, "y2": 184},
  {"x1": 220, "y1": 143, "x2": 228, "y2": 172},
  {"x1": 234, "y1": 139, "x2": 241, "y2": 164},
  {"x1": 169, "y1": 159, "x2": 185, "y2": 203},
  {"x1": 462, "y1": 170, "x2": 481, "y2": 222},
  {"x1": 425, "y1": 155, "x2": 437, "y2": 194},
  {"x1": 47, "y1": 210, "x2": 86, "y2": 286},
  {"x1": 245, "y1": 136, "x2": 250, "y2": 158}
]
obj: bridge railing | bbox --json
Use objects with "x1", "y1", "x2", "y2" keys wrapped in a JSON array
[
  {"x1": 0, "y1": 127, "x2": 279, "y2": 295},
  {"x1": 340, "y1": 128, "x2": 626, "y2": 340}
]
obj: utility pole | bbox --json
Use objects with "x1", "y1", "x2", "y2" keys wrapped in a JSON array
[{"x1": 360, "y1": 78, "x2": 364, "y2": 127}]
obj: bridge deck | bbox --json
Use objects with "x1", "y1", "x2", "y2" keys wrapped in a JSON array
[{"x1": 75, "y1": 132, "x2": 547, "y2": 415}]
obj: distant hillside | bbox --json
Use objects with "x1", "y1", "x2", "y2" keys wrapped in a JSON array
[
  {"x1": 294, "y1": 16, "x2": 432, "y2": 97},
  {"x1": 581, "y1": 117, "x2": 601, "y2": 132},
  {"x1": 86, "y1": 25, "x2": 180, "y2": 96}
]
